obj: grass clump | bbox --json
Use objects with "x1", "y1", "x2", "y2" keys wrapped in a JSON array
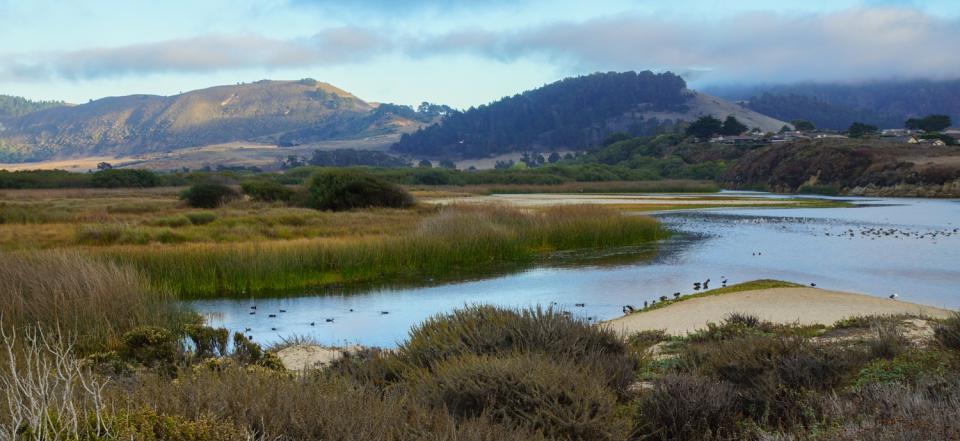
[
  {"x1": 180, "y1": 183, "x2": 239, "y2": 208},
  {"x1": 302, "y1": 169, "x2": 414, "y2": 211},
  {"x1": 635, "y1": 374, "x2": 741, "y2": 441},
  {"x1": 240, "y1": 180, "x2": 295, "y2": 203},
  {"x1": 185, "y1": 212, "x2": 217, "y2": 225},
  {"x1": 0, "y1": 250, "x2": 190, "y2": 353},
  {"x1": 409, "y1": 353, "x2": 625, "y2": 441}
]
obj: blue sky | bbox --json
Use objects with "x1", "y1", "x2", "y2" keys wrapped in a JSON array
[{"x1": 1, "y1": 0, "x2": 958, "y2": 108}]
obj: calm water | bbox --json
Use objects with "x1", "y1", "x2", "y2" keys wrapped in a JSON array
[{"x1": 189, "y1": 194, "x2": 960, "y2": 348}]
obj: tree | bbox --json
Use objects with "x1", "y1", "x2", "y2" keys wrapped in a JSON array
[
  {"x1": 906, "y1": 115, "x2": 951, "y2": 132},
  {"x1": 96, "y1": 162, "x2": 113, "y2": 170},
  {"x1": 685, "y1": 116, "x2": 723, "y2": 140},
  {"x1": 180, "y1": 183, "x2": 239, "y2": 208},
  {"x1": 602, "y1": 132, "x2": 632, "y2": 147},
  {"x1": 720, "y1": 116, "x2": 748, "y2": 136},
  {"x1": 438, "y1": 159, "x2": 457, "y2": 169},
  {"x1": 548, "y1": 152, "x2": 561, "y2": 163},
  {"x1": 418, "y1": 159, "x2": 432, "y2": 168},
  {"x1": 848, "y1": 122, "x2": 879, "y2": 138},
  {"x1": 779, "y1": 125, "x2": 792, "y2": 134},
  {"x1": 791, "y1": 120, "x2": 815, "y2": 131},
  {"x1": 302, "y1": 169, "x2": 414, "y2": 211}
]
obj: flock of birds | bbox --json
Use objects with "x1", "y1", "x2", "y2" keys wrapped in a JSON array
[
  {"x1": 243, "y1": 305, "x2": 392, "y2": 339},
  {"x1": 821, "y1": 226, "x2": 958, "y2": 243}
]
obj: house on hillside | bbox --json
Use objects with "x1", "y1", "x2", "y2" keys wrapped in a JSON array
[
  {"x1": 709, "y1": 135, "x2": 768, "y2": 146},
  {"x1": 932, "y1": 139, "x2": 947, "y2": 147}
]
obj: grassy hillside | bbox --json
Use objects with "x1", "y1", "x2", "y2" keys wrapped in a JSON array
[{"x1": 0, "y1": 79, "x2": 428, "y2": 162}]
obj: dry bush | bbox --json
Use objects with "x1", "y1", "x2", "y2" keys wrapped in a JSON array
[
  {"x1": 0, "y1": 250, "x2": 189, "y2": 353},
  {"x1": 407, "y1": 353, "x2": 626, "y2": 441},
  {"x1": 635, "y1": 374, "x2": 742, "y2": 441},
  {"x1": 118, "y1": 366, "x2": 541, "y2": 441},
  {"x1": 935, "y1": 312, "x2": 960, "y2": 351},
  {"x1": 400, "y1": 306, "x2": 635, "y2": 393},
  {"x1": 0, "y1": 328, "x2": 109, "y2": 440}
]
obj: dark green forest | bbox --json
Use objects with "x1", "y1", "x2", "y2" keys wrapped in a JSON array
[
  {"x1": 392, "y1": 71, "x2": 689, "y2": 158},
  {"x1": 0, "y1": 95, "x2": 66, "y2": 118}
]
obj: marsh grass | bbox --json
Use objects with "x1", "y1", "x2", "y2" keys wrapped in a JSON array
[
  {"x1": 95, "y1": 205, "x2": 664, "y2": 297},
  {"x1": 0, "y1": 250, "x2": 191, "y2": 353}
]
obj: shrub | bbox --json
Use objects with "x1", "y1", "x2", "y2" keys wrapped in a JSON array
[
  {"x1": 635, "y1": 374, "x2": 741, "y2": 441},
  {"x1": 120, "y1": 326, "x2": 178, "y2": 367},
  {"x1": 149, "y1": 215, "x2": 191, "y2": 228},
  {"x1": 400, "y1": 306, "x2": 635, "y2": 393},
  {"x1": 180, "y1": 183, "x2": 239, "y2": 208},
  {"x1": 91, "y1": 169, "x2": 161, "y2": 188},
  {"x1": 101, "y1": 408, "x2": 248, "y2": 441},
  {"x1": 935, "y1": 312, "x2": 960, "y2": 351},
  {"x1": 185, "y1": 326, "x2": 229, "y2": 359},
  {"x1": 302, "y1": 169, "x2": 414, "y2": 211},
  {"x1": 185, "y1": 212, "x2": 217, "y2": 225},
  {"x1": 867, "y1": 323, "x2": 908, "y2": 360},
  {"x1": 241, "y1": 180, "x2": 295, "y2": 202},
  {"x1": 409, "y1": 353, "x2": 626, "y2": 441}
]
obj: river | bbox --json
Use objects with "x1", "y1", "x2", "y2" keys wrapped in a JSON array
[{"x1": 188, "y1": 193, "x2": 960, "y2": 348}]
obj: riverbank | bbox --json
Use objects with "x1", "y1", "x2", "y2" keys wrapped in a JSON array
[{"x1": 606, "y1": 284, "x2": 953, "y2": 336}]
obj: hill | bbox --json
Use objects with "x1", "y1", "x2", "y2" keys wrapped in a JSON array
[
  {"x1": 709, "y1": 79, "x2": 960, "y2": 130},
  {"x1": 0, "y1": 79, "x2": 431, "y2": 162},
  {"x1": 391, "y1": 71, "x2": 787, "y2": 159}
]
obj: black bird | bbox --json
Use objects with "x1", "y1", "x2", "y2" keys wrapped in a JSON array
[
  {"x1": 643, "y1": 301, "x2": 648, "y2": 308},
  {"x1": 270, "y1": 327, "x2": 277, "y2": 331},
  {"x1": 574, "y1": 303, "x2": 586, "y2": 307},
  {"x1": 381, "y1": 311, "x2": 390, "y2": 315},
  {"x1": 622, "y1": 305, "x2": 635, "y2": 314},
  {"x1": 279, "y1": 309, "x2": 287, "y2": 313},
  {"x1": 247, "y1": 335, "x2": 253, "y2": 340},
  {"x1": 250, "y1": 306, "x2": 257, "y2": 310},
  {"x1": 310, "y1": 322, "x2": 315, "y2": 326},
  {"x1": 325, "y1": 318, "x2": 334, "y2": 323},
  {"x1": 268, "y1": 314, "x2": 276, "y2": 318},
  {"x1": 889, "y1": 293, "x2": 899, "y2": 299},
  {"x1": 244, "y1": 327, "x2": 251, "y2": 332},
  {"x1": 249, "y1": 311, "x2": 255, "y2": 315},
  {"x1": 810, "y1": 283, "x2": 817, "y2": 287},
  {"x1": 349, "y1": 309, "x2": 354, "y2": 312},
  {"x1": 673, "y1": 293, "x2": 680, "y2": 299}
]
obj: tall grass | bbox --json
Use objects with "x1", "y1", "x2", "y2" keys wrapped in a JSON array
[
  {"x1": 0, "y1": 250, "x2": 190, "y2": 352},
  {"x1": 94, "y1": 205, "x2": 665, "y2": 298}
]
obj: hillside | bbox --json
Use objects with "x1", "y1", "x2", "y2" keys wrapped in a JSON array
[
  {"x1": 709, "y1": 79, "x2": 960, "y2": 130},
  {"x1": 0, "y1": 79, "x2": 427, "y2": 162},
  {"x1": 723, "y1": 138, "x2": 960, "y2": 196},
  {"x1": 392, "y1": 71, "x2": 787, "y2": 159}
]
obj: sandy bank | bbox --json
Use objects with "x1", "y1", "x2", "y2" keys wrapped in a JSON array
[
  {"x1": 427, "y1": 193, "x2": 800, "y2": 207},
  {"x1": 605, "y1": 287, "x2": 953, "y2": 336}
]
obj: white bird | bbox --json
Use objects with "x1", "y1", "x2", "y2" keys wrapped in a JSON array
[{"x1": 889, "y1": 293, "x2": 899, "y2": 299}]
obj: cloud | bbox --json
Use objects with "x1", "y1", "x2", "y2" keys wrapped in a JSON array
[
  {"x1": 2, "y1": 6, "x2": 958, "y2": 85},
  {"x1": 411, "y1": 7, "x2": 960, "y2": 83},
  {"x1": 0, "y1": 28, "x2": 393, "y2": 81}
]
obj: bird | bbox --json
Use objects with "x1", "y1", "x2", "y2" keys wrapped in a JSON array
[
  {"x1": 268, "y1": 314, "x2": 276, "y2": 318},
  {"x1": 244, "y1": 327, "x2": 251, "y2": 332},
  {"x1": 279, "y1": 309, "x2": 287, "y2": 313},
  {"x1": 810, "y1": 283, "x2": 817, "y2": 287},
  {"x1": 250, "y1": 306, "x2": 257, "y2": 310},
  {"x1": 889, "y1": 293, "x2": 899, "y2": 299},
  {"x1": 622, "y1": 305, "x2": 635, "y2": 314},
  {"x1": 310, "y1": 322, "x2": 315, "y2": 326},
  {"x1": 381, "y1": 311, "x2": 390, "y2": 315},
  {"x1": 643, "y1": 301, "x2": 649, "y2": 308},
  {"x1": 270, "y1": 327, "x2": 277, "y2": 331},
  {"x1": 349, "y1": 308, "x2": 354, "y2": 312},
  {"x1": 574, "y1": 303, "x2": 585, "y2": 307},
  {"x1": 249, "y1": 311, "x2": 255, "y2": 315},
  {"x1": 325, "y1": 318, "x2": 334, "y2": 323},
  {"x1": 247, "y1": 335, "x2": 253, "y2": 340}
]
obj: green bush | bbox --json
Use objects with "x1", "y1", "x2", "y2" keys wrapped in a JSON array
[
  {"x1": 302, "y1": 169, "x2": 414, "y2": 211},
  {"x1": 185, "y1": 325, "x2": 229, "y2": 359},
  {"x1": 241, "y1": 180, "x2": 295, "y2": 202},
  {"x1": 100, "y1": 408, "x2": 248, "y2": 441},
  {"x1": 635, "y1": 374, "x2": 741, "y2": 441},
  {"x1": 90, "y1": 169, "x2": 161, "y2": 188},
  {"x1": 409, "y1": 353, "x2": 626, "y2": 441},
  {"x1": 185, "y1": 212, "x2": 217, "y2": 225},
  {"x1": 400, "y1": 306, "x2": 635, "y2": 393},
  {"x1": 120, "y1": 326, "x2": 178, "y2": 367},
  {"x1": 149, "y1": 215, "x2": 191, "y2": 228},
  {"x1": 180, "y1": 183, "x2": 239, "y2": 208},
  {"x1": 936, "y1": 312, "x2": 960, "y2": 351}
]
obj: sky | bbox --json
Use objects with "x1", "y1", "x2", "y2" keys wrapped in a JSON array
[{"x1": 1, "y1": 0, "x2": 958, "y2": 108}]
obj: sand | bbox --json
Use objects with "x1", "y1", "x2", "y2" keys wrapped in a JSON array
[
  {"x1": 274, "y1": 344, "x2": 352, "y2": 371},
  {"x1": 605, "y1": 287, "x2": 954, "y2": 337}
]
